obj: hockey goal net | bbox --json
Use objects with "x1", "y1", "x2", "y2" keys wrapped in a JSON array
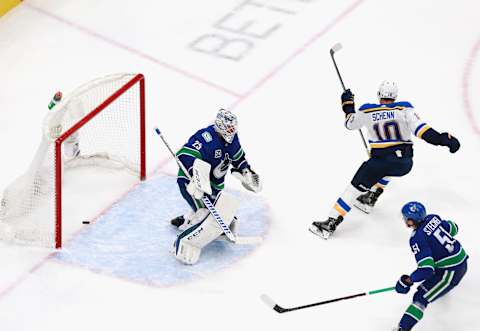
[{"x1": 0, "y1": 73, "x2": 146, "y2": 248}]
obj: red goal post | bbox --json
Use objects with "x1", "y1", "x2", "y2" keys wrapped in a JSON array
[
  {"x1": 0, "y1": 73, "x2": 146, "y2": 249},
  {"x1": 54, "y1": 73, "x2": 146, "y2": 248}
]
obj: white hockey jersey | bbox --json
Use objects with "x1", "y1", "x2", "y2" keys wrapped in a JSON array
[{"x1": 345, "y1": 101, "x2": 431, "y2": 149}]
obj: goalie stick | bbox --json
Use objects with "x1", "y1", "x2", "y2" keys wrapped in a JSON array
[
  {"x1": 154, "y1": 127, "x2": 262, "y2": 245},
  {"x1": 330, "y1": 43, "x2": 370, "y2": 157},
  {"x1": 260, "y1": 286, "x2": 395, "y2": 313}
]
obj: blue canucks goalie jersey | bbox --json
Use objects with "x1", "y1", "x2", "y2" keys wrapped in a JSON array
[
  {"x1": 176, "y1": 124, "x2": 250, "y2": 192},
  {"x1": 409, "y1": 214, "x2": 468, "y2": 282}
]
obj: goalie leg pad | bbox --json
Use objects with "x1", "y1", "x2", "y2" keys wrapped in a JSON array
[
  {"x1": 173, "y1": 192, "x2": 239, "y2": 264},
  {"x1": 173, "y1": 236, "x2": 202, "y2": 265},
  {"x1": 178, "y1": 208, "x2": 209, "y2": 231}
]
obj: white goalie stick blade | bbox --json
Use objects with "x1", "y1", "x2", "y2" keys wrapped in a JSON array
[
  {"x1": 218, "y1": 235, "x2": 263, "y2": 245},
  {"x1": 234, "y1": 236, "x2": 263, "y2": 245},
  {"x1": 330, "y1": 42, "x2": 342, "y2": 54}
]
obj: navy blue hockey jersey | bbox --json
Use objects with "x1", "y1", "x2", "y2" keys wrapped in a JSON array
[
  {"x1": 176, "y1": 125, "x2": 250, "y2": 192},
  {"x1": 409, "y1": 214, "x2": 468, "y2": 282}
]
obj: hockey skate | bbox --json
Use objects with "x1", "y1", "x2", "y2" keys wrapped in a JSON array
[
  {"x1": 354, "y1": 187, "x2": 384, "y2": 214},
  {"x1": 309, "y1": 216, "x2": 343, "y2": 239},
  {"x1": 391, "y1": 327, "x2": 410, "y2": 331},
  {"x1": 170, "y1": 215, "x2": 185, "y2": 228},
  {"x1": 172, "y1": 209, "x2": 210, "y2": 231}
]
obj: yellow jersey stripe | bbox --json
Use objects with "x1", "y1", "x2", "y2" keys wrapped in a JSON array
[
  {"x1": 369, "y1": 141, "x2": 406, "y2": 148},
  {"x1": 361, "y1": 106, "x2": 406, "y2": 113},
  {"x1": 416, "y1": 125, "x2": 431, "y2": 138}
]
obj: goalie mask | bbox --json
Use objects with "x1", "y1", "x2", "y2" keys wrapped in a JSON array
[{"x1": 214, "y1": 108, "x2": 238, "y2": 143}]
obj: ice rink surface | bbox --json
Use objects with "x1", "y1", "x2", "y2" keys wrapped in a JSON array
[{"x1": 0, "y1": 0, "x2": 479, "y2": 330}]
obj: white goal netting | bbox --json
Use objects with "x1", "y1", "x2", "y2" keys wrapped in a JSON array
[{"x1": 0, "y1": 73, "x2": 145, "y2": 248}]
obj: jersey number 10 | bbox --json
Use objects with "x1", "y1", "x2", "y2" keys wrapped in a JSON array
[{"x1": 373, "y1": 120, "x2": 402, "y2": 141}]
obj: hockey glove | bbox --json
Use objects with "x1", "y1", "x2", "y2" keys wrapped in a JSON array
[
  {"x1": 186, "y1": 180, "x2": 205, "y2": 200},
  {"x1": 231, "y1": 167, "x2": 262, "y2": 193},
  {"x1": 440, "y1": 133, "x2": 460, "y2": 153},
  {"x1": 395, "y1": 275, "x2": 413, "y2": 294},
  {"x1": 341, "y1": 89, "x2": 355, "y2": 115}
]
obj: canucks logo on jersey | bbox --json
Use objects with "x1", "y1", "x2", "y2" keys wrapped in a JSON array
[{"x1": 213, "y1": 154, "x2": 231, "y2": 179}]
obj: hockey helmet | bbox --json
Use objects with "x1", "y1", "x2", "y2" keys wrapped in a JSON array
[
  {"x1": 378, "y1": 80, "x2": 398, "y2": 100},
  {"x1": 401, "y1": 201, "x2": 426, "y2": 225},
  {"x1": 214, "y1": 108, "x2": 238, "y2": 143}
]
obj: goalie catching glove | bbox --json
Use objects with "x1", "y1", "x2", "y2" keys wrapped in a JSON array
[{"x1": 231, "y1": 167, "x2": 262, "y2": 193}]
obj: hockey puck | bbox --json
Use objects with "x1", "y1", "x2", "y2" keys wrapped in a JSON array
[{"x1": 82, "y1": 221, "x2": 90, "y2": 224}]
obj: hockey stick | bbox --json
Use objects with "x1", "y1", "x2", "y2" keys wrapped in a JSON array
[
  {"x1": 218, "y1": 235, "x2": 263, "y2": 245},
  {"x1": 154, "y1": 127, "x2": 237, "y2": 242},
  {"x1": 260, "y1": 286, "x2": 395, "y2": 313},
  {"x1": 330, "y1": 43, "x2": 370, "y2": 157}
]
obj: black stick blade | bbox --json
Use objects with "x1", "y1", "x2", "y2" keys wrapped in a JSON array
[{"x1": 273, "y1": 305, "x2": 288, "y2": 313}]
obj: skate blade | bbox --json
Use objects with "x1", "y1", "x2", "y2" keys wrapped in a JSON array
[
  {"x1": 308, "y1": 226, "x2": 331, "y2": 240},
  {"x1": 353, "y1": 202, "x2": 371, "y2": 214}
]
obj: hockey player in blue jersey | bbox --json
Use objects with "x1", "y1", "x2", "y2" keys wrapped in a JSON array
[
  {"x1": 393, "y1": 201, "x2": 468, "y2": 330},
  {"x1": 170, "y1": 108, "x2": 262, "y2": 264},
  {"x1": 310, "y1": 81, "x2": 461, "y2": 239}
]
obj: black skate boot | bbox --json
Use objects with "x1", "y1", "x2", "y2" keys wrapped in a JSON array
[
  {"x1": 309, "y1": 215, "x2": 344, "y2": 239},
  {"x1": 392, "y1": 327, "x2": 411, "y2": 331},
  {"x1": 170, "y1": 215, "x2": 185, "y2": 228},
  {"x1": 370, "y1": 187, "x2": 384, "y2": 205},
  {"x1": 354, "y1": 187, "x2": 384, "y2": 214}
]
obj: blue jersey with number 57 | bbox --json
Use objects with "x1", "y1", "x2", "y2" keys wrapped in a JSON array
[{"x1": 408, "y1": 214, "x2": 468, "y2": 282}]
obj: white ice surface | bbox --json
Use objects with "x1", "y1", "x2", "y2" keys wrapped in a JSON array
[{"x1": 1, "y1": 1, "x2": 480, "y2": 330}]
